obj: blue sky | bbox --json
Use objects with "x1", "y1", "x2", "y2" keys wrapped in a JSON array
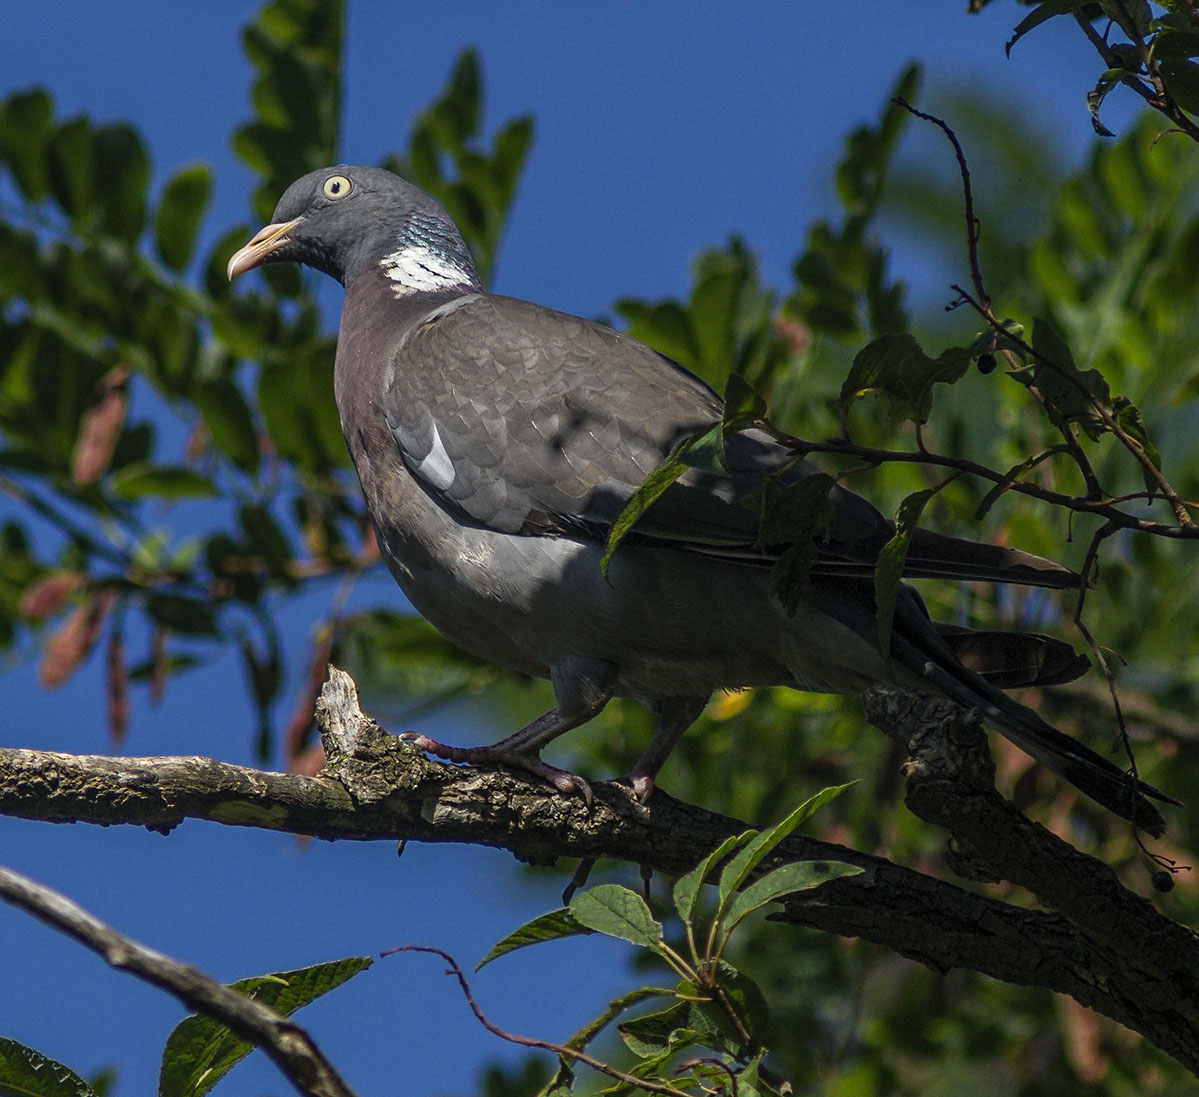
[{"x1": 0, "y1": 5, "x2": 1145, "y2": 1096}]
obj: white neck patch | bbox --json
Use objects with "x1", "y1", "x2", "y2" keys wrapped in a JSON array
[{"x1": 379, "y1": 245, "x2": 476, "y2": 296}]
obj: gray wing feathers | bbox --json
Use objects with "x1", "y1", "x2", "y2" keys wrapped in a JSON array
[{"x1": 383, "y1": 293, "x2": 1079, "y2": 589}]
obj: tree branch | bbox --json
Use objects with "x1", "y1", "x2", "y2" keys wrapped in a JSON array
[
  {"x1": 2, "y1": 668, "x2": 1197, "y2": 1075},
  {"x1": 0, "y1": 864, "x2": 358, "y2": 1097}
]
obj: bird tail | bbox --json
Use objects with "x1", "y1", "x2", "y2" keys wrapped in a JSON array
[
  {"x1": 891, "y1": 619, "x2": 1176, "y2": 837},
  {"x1": 902, "y1": 528, "x2": 1083, "y2": 590}
]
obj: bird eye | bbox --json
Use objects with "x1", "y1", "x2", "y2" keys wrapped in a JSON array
[{"x1": 322, "y1": 175, "x2": 352, "y2": 200}]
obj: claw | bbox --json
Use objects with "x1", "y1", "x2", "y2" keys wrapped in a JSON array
[
  {"x1": 628, "y1": 774, "x2": 656, "y2": 803},
  {"x1": 397, "y1": 730, "x2": 592, "y2": 805}
]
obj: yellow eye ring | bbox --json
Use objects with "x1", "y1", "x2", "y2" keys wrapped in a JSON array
[{"x1": 322, "y1": 174, "x2": 352, "y2": 200}]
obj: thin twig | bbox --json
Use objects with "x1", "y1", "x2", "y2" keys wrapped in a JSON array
[
  {"x1": 782, "y1": 434, "x2": 1199, "y2": 539},
  {"x1": 0, "y1": 864, "x2": 358, "y2": 1097},
  {"x1": 387, "y1": 945, "x2": 691, "y2": 1096},
  {"x1": 953, "y1": 285, "x2": 1194, "y2": 526},
  {"x1": 1071, "y1": 8, "x2": 1199, "y2": 141},
  {"x1": 893, "y1": 98, "x2": 989, "y2": 308}
]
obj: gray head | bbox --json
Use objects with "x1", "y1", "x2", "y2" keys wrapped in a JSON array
[{"x1": 227, "y1": 164, "x2": 481, "y2": 292}]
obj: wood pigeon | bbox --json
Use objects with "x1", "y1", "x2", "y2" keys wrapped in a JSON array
[{"x1": 228, "y1": 165, "x2": 1173, "y2": 835}]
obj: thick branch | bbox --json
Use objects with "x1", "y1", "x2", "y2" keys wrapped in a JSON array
[{"x1": 2, "y1": 668, "x2": 1197, "y2": 1075}]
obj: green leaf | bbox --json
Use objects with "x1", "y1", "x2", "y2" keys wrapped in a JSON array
[
  {"x1": 109, "y1": 464, "x2": 216, "y2": 500},
  {"x1": 722, "y1": 373, "x2": 768, "y2": 434},
  {"x1": 1006, "y1": 0, "x2": 1089, "y2": 57},
  {"x1": 569, "y1": 885, "x2": 664, "y2": 951},
  {"x1": 156, "y1": 165, "x2": 213, "y2": 272},
  {"x1": 145, "y1": 593, "x2": 219, "y2": 636},
  {"x1": 239, "y1": 503, "x2": 293, "y2": 573},
  {"x1": 535, "y1": 1059, "x2": 574, "y2": 1097},
  {"x1": 93, "y1": 124, "x2": 149, "y2": 244},
  {"x1": 875, "y1": 486, "x2": 942, "y2": 664},
  {"x1": 0, "y1": 88, "x2": 55, "y2": 201},
  {"x1": 757, "y1": 472, "x2": 835, "y2": 548},
  {"x1": 0, "y1": 1036, "x2": 97, "y2": 1097},
  {"x1": 721, "y1": 860, "x2": 862, "y2": 934},
  {"x1": 476, "y1": 908, "x2": 591, "y2": 970},
  {"x1": 974, "y1": 450, "x2": 1054, "y2": 520},
  {"x1": 563, "y1": 986, "x2": 672, "y2": 1053},
  {"x1": 759, "y1": 474, "x2": 837, "y2": 616},
  {"x1": 46, "y1": 116, "x2": 95, "y2": 224},
  {"x1": 1025, "y1": 319, "x2": 1111, "y2": 438},
  {"x1": 616, "y1": 299, "x2": 698, "y2": 368},
  {"x1": 1113, "y1": 396, "x2": 1163, "y2": 499},
  {"x1": 618, "y1": 1001, "x2": 711, "y2": 1058},
  {"x1": 193, "y1": 379, "x2": 260, "y2": 475},
  {"x1": 601, "y1": 424, "x2": 722, "y2": 574},
  {"x1": 841, "y1": 333, "x2": 972, "y2": 425},
  {"x1": 709, "y1": 960, "x2": 772, "y2": 1045},
  {"x1": 716, "y1": 785, "x2": 855, "y2": 917},
  {"x1": 673, "y1": 832, "x2": 755, "y2": 926},
  {"x1": 158, "y1": 957, "x2": 371, "y2": 1097},
  {"x1": 1160, "y1": 59, "x2": 1199, "y2": 116}
]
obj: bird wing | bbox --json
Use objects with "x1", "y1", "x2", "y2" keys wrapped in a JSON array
[{"x1": 383, "y1": 293, "x2": 1078, "y2": 587}]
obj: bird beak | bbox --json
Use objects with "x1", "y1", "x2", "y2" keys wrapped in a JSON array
[{"x1": 226, "y1": 217, "x2": 304, "y2": 279}]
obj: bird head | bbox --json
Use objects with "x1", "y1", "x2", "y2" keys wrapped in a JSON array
[{"x1": 227, "y1": 165, "x2": 481, "y2": 293}]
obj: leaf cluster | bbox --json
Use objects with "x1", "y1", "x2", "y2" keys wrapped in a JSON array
[
  {"x1": 475, "y1": 789, "x2": 858, "y2": 1097},
  {"x1": 0, "y1": 0, "x2": 531, "y2": 762}
]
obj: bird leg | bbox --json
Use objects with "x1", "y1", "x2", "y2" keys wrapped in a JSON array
[
  {"x1": 624, "y1": 694, "x2": 710, "y2": 801},
  {"x1": 401, "y1": 656, "x2": 616, "y2": 801},
  {"x1": 563, "y1": 693, "x2": 710, "y2": 903}
]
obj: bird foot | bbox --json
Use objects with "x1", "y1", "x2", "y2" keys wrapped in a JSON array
[
  {"x1": 626, "y1": 774, "x2": 656, "y2": 803},
  {"x1": 400, "y1": 732, "x2": 593, "y2": 805}
]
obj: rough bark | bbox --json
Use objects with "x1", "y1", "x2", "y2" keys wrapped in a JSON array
[{"x1": 2, "y1": 668, "x2": 1196, "y2": 1075}]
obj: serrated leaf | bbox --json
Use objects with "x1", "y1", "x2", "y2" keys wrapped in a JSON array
[
  {"x1": 721, "y1": 860, "x2": 862, "y2": 934},
  {"x1": 673, "y1": 832, "x2": 755, "y2": 926},
  {"x1": 476, "y1": 908, "x2": 591, "y2": 970},
  {"x1": 158, "y1": 957, "x2": 371, "y2": 1097},
  {"x1": 716, "y1": 785, "x2": 854, "y2": 917},
  {"x1": 156, "y1": 164, "x2": 213, "y2": 272},
  {"x1": 841, "y1": 333, "x2": 971, "y2": 425},
  {"x1": 109, "y1": 464, "x2": 216, "y2": 500},
  {"x1": 569, "y1": 885, "x2": 664, "y2": 951},
  {"x1": 1026, "y1": 319, "x2": 1111, "y2": 437},
  {"x1": 875, "y1": 486, "x2": 940, "y2": 664},
  {"x1": 618, "y1": 1002, "x2": 708, "y2": 1058},
  {"x1": 0, "y1": 1036, "x2": 97, "y2": 1097}
]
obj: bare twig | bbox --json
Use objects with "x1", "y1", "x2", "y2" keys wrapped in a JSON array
[
  {"x1": 0, "y1": 864, "x2": 358, "y2": 1097},
  {"x1": 893, "y1": 98, "x2": 989, "y2": 308},
  {"x1": 784, "y1": 433, "x2": 1199, "y2": 539},
  {"x1": 953, "y1": 284, "x2": 1195, "y2": 526},
  {"x1": 388, "y1": 945, "x2": 688, "y2": 1096}
]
